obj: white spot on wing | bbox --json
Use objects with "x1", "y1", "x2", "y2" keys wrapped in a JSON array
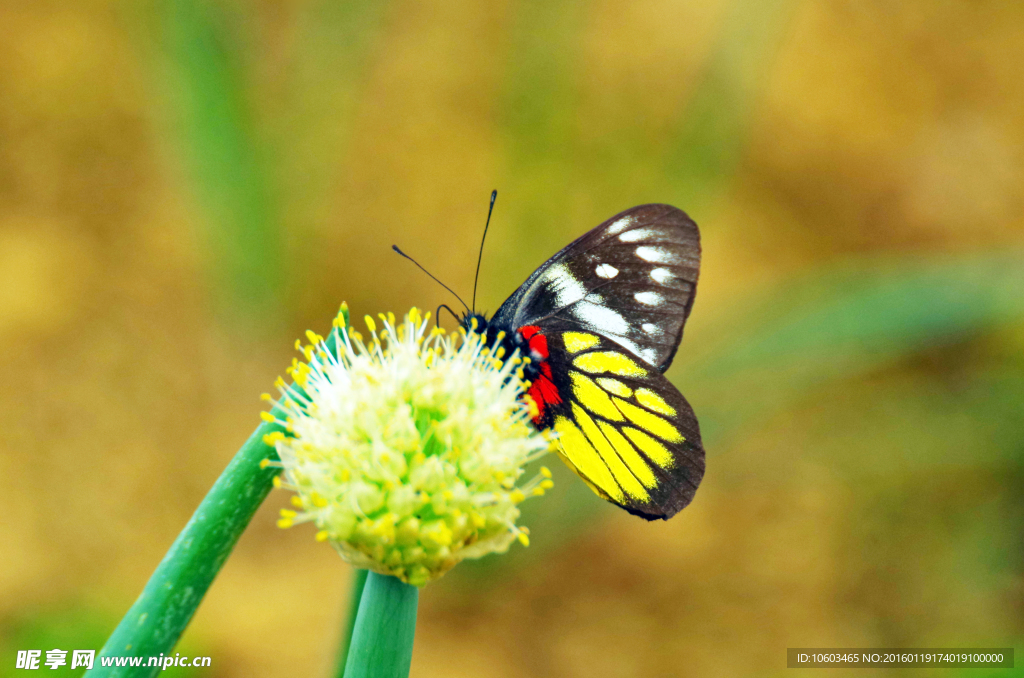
[
  {"x1": 604, "y1": 216, "x2": 635, "y2": 236},
  {"x1": 597, "y1": 332, "x2": 660, "y2": 367},
  {"x1": 635, "y1": 246, "x2": 673, "y2": 264},
  {"x1": 618, "y1": 228, "x2": 655, "y2": 243},
  {"x1": 634, "y1": 291, "x2": 663, "y2": 305},
  {"x1": 616, "y1": 336, "x2": 658, "y2": 364},
  {"x1": 570, "y1": 301, "x2": 629, "y2": 335},
  {"x1": 642, "y1": 322, "x2": 659, "y2": 335},
  {"x1": 614, "y1": 334, "x2": 643, "y2": 355},
  {"x1": 545, "y1": 263, "x2": 587, "y2": 309},
  {"x1": 650, "y1": 267, "x2": 674, "y2": 284},
  {"x1": 595, "y1": 263, "x2": 618, "y2": 279}
]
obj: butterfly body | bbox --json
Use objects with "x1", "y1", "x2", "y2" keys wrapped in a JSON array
[{"x1": 463, "y1": 204, "x2": 704, "y2": 520}]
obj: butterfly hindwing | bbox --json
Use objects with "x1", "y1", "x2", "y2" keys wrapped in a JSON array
[
  {"x1": 534, "y1": 325, "x2": 704, "y2": 520},
  {"x1": 491, "y1": 204, "x2": 700, "y2": 372}
]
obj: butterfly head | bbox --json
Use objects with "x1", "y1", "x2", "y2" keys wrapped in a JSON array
[
  {"x1": 460, "y1": 312, "x2": 559, "y2": 430},
  {"x1": 460, "y1": 312, "x2": 490, "y2": 336},
  {"x1": 461, "y1": 311, "x2": 523, "y2": 364},
  {"x1": 461, "y1": 312, "x2": 522, "y2": 362}
]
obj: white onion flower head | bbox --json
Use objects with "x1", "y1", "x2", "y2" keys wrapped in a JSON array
[{"x1": 261, "y1": 306, "x2": 555, "y2": 587}]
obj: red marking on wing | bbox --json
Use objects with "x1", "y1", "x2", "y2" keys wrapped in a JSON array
[
  {"x1": 528, "y1": 333, "x2": 549, "y2": 359},
  {"x1": 518, "y1": 326, "x2": 561, "y2": 425},
  {"x1": 526, "y1": 360, "x2": 562, "y2": 425},
  {"x1": 534, "y1": 373, "x2": 560, "y2": 405}
]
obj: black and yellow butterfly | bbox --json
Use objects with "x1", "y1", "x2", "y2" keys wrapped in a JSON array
[{"x1": 462, "y1": 204, "x2": 704, "y2": 520}]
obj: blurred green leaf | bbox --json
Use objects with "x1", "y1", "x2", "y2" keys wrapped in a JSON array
[
  {"x1": 277, "y1": 0, "x2": 391, "y2": 229},
  {"x1": 722, "y1": 367, "x2": 1024, "y2": 490},
  {"x1": 687, "y1": 251, "x2": 1024, "y2": 443},
  {"x1": 161, "y1": 0, "x2": 282, "y2": 325}
]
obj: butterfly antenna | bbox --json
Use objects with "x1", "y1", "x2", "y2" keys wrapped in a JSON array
[
  {"x1": 436, "y1": 304, "x2": 461, "y2": 325},
  {"x1": 392, "y1": 245, "x2": 470, "y2": 313},
  {"x1": 471, "y1": 190, "x2": 497, "y2": 313}
]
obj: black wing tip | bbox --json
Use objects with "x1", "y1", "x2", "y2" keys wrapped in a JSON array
[
  {"x1": 620, "y1": 491, "x2": 699, "y2": 521},
  {"x1": 621, "y1": 456, "x2": 705, "y2": 521},
  {"x1": 623, "y1": 504, "x2": 671, "y2": 521}
]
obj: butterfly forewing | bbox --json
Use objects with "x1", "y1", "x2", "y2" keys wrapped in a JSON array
[
  {"x1": 492, "y1": 204, "x2": 700, "y2": 372},
  {"x1": 537, "y1": 327, "x2": 704, "y2": 519}
]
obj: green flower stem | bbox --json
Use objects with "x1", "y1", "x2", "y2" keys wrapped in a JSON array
[
  {"x1": 342, "y1": 572, "x2": 419, "y2": 678},
  {"x1": 87, "y1": 419, "x2": 285, "y2": 677},
  {"x1": 336, "y1": 569, "x2": 368, "y2": 678},
  {"x1": 89, "y1": 311, "x2": 349, "y2": 677}
]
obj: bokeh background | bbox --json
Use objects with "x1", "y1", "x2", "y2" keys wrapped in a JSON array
[{"x1": 2, "y1": 1, "x2": 1023, "y2": 676}]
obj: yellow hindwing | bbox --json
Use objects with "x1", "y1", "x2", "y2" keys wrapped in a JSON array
[
  {"x1": 553, "y1": 337, "x2": 696, "y2": 509},
  {"x1": 572, "y1": 403, "x2": 649, "y2": 500},
  {"x1": 554, "y1": 415, "x2": 624, "y2": 502}
]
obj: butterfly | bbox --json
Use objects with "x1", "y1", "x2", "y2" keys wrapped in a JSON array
[{"x1": 461, "y1": 203, "x2": 704, "y2": 520}]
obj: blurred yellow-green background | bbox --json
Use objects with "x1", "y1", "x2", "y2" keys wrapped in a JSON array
[{"x1": 2, "y1": 1, "x2": 1023, "y2": 676}]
